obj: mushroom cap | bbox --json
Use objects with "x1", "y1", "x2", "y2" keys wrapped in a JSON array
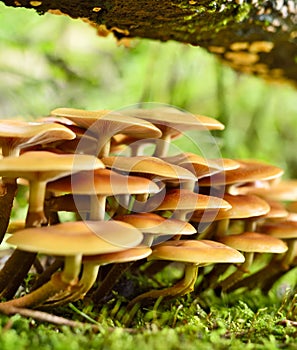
[
  {"x1": 260, "y1": 200, "x2": 288, "y2": 220},
  {"x1": 0, "y1": 120, "x2": 76, "y2": 153},
  {"x1": 199, "y1": 160, "x2": 284, "y2": 187},
  {"x1": 50, "y1": 107, "x2": 162, "y2": 139},
  {"x1": 6, "y1": 220, "x2": 143, "y2": 255},
  {"x1": 82, "y1": 246, "x2": 152, "y2": 265},
  {"x1": 191, "y1": 194, "x2": 270, "y2": 222},
  {"x1": 147, "y1": 239, "x2": 245, "y2": 264},
  {"x1": 259, "y1": 221, "x2": 297, "y2": 239},
  {"x1": 123, "y1": 107, "x2": 224, "y2": 132},
  {"x1": 47, "y1": 168, "x2": 160, "y2": 196},
  {"x1": 237, "y1": 180, "x2": 297, "y2": 202},
  {"x1": 114, "y1": 212, "x2": 196, "y2": 236},
  {"x1": 155, "y1": 189, "x2": 231, "y2": 212},
  {"x1": 163, "y1": 153, "x2": 240, "y2": 179},
  {"x1": 0, "y1": 151, "x2": 104, "y2": 182},
  {"x1": 218, "y1": 232, "x2": 288, "y2": 253},
  {"x1": 102, "y1": 156, "x2": 196, "y2": 182}
]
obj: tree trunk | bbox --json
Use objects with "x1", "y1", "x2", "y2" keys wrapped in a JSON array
[{"x1": 0, "y1": 1, "x2": 296, "y2": 86}]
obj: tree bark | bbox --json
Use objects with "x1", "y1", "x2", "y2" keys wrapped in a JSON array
[{"x1": 1, "y1": 1, "x2": 296, "y2": 86}]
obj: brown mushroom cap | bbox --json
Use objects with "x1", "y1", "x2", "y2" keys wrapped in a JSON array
[
  {"x1": 259, "y1": 221, "x2": 297, "y2": 239},
  {"x1": 198, "y1": 160, "x2": 284, "y2": 187},
  {"x1": 6, "y1": 220, "x2": 143, "y2": 255},
  {"x1": 50, "y1": 107, "x2": 162, "y2": 139},
  {"x1": 0, "y1": 151, "x2": 104, "y2": 182},
  {"x1": 124, "y1": 107, "x2": 225, "y2": 132},
  {"x1": 191, "y1": 194, "x2": 270, "y2": 223},
  {"x1": 114, "y1": 212, "x2": 196, "y2": 236},
  {"x1": 102, "y1": 156, "x2": 196, "y2": 182},
  {"x1": 82, "y1": 246, "x2": 152, "y2": 265},
  {"x1": 147, "y1": 239, "x2": 245, "y2": 264},
  {"x1": 0, "y1": 120, "x2": 76, "y2": 156},
  {"x1": 47, "y1": 168, "x2": 160, "y2": 196},
  {"x1": 155, "y1": 189, "x2": 231, "y2": 212},
  {"x1": 218, "y1": 232, "x2": 288, "y2": 253}
]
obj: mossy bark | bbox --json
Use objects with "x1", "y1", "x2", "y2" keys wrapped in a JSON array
[{"x1": 0, "y1": 0, "x2": 296, "y2": 86}]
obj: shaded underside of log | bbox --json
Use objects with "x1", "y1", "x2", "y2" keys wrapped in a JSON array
[{"x1": 1, "y1": 0, "x2": 297, "y2": 87}]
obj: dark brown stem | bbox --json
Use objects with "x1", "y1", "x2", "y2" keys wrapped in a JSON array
[{"x1": 91, "y1": 262, "x2": 133, "y2": 304}]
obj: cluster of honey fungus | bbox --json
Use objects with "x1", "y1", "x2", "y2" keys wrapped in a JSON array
[{"x1": 0, "y1": 106, "x2": 295, "y2": 318}]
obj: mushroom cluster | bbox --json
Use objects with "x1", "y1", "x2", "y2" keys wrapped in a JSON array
[{"x1": 0, "y1": 106, "x2": 295, "y2": 320}]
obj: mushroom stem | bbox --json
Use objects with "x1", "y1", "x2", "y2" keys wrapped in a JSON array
[
  {"x1": 215, "y1": 218, "x2": 230, "y2": 238},
  {"x1": 89, "y1": 195, "x2": 106, "y2": 221},
  {"x1": 98, "y1": 140, "x2": 111, "y2": 158},
  {"x1": 26, "y1": 180, "x2": 47, "y2": 227},
  {"x1": 153, "y1": 132, "x2": 172, "y2": 158},
  {"x1": 280, "y1": 240, "x2": 297, "y2": 270},
  {"x1": 61, "y1": 254, "x2": 83, "y2": 284},
  {"x1": 127, "y1": 263, "x2": 198, "y2": 309},
  {"x1": 219, "y1": 252, "x2": 254, "y2": 293}
]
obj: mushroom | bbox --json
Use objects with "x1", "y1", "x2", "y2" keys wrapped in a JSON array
[
  {"x1": 198, "y1": 159, "x2": 284, "y2": 193},
  {"x1": 0, "y1": 151, "x2": 104, "y2": 299},
  {"x1": 153, "y1": 188, "x2": 231, "y2": 221},
  {"x1": 3, "y1": 220, "x2": 143, "y2": 308},
  {"x1": 127, "y1": 239, "x2": 244, "y2": 308},
  {"x1": 124, "y1": 106, "x2": 224, "y2": 157},
  {"x1": 114, "y1": 212, "x2": 196, "y2": 246},
  {"x1": 50, "y1": 107, "x2": 162, "y2": 157},
  {"x1": 191, "y1": 193, "x2": 271, "y2": 238},
  {"x1": 217, "y1": 232, "x2": 288, "y2": 292},
  {"x1": 47, "y1": 168, "x2": 160, "y2": 221}
]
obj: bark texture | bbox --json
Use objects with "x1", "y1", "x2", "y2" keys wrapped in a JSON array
[{"x1": 1, "y1": 1, "x2": 297, "y2": 86}]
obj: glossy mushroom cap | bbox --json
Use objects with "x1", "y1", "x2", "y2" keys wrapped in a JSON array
[
  {"x1": 0, "y1": 151, "x2": 104, "y2": 182},
  {"x1": 6, "y1": 220, "x2": 143, "y2": 255},
  {"x1": 191, "y1": 194, "x2": 271, "y2": 223},
  {"x1": 102, "y1": 156, "x2": 196, "y2": 182},
  {"x1": 82, "y1": 246, "x2": 152, "y2": 265},
  {"x1": 155, "y1": 189, "x2": 231, "y2": 212},
  {"x1": 218, "y1": 232, "x2": 288, "y2": 253},
  {"x1": 114, "y1": 212, "x2": 196, "y2": 236},
  {"x1": 47, "y1": 168, "x2": 160, "y2": 196},
  {"x1": 199, "y1": 159, "x2": 284, "y2": 187},
  {"x1": 148, "y1": 239, "x2": 245, "y2": 264},
  {"x1": 0, "y1": 120, "x2": 75, "y2": 156}
]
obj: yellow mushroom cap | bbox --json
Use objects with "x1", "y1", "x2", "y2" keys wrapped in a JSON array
[
  {"x1": 155, "y1": 189, "x2": 231, "y2": 211},
  {"x1": 191, "y1": 194, "x2": 270, "y2": 222},
  {"x1": 6, "y1": 220, "x2": 143, "y2": 255},
  {"x1": 47, "y1": 168, "x2": 160, "y2": 196},
  {"x1": 0, "y1": 120, "x2": 75, "y2": 155},
  {"x1": 102, "y1": 156, "x2": 196, "y2": 182},
  {"x1": 50, "y1": 107, "x2": 162, "y2": 139},
  {"x1": 259, "y1": 221, "x2": 297, "y2": 239},
  {"x1": 114, "y1": 212, "x2": 196, "y2": 236},
  {"x1": 148, "y1": 239, "x2": 245, "y2": 264},
  {"x1": 0, "y1": 151, "x2": 104, "y2": 182},
  {"x1": 199, "y1": 160, "x2": 284, "y2": 187},
  {"x1": 82, "y1": 246, "x2": 152, "y2": 265},
  {"x1": 218, "y1": 232, "x2": 288, "y2": 253}
]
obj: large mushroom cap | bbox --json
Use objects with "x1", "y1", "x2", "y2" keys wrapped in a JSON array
[
  {"x1": 6, "y1": 220, "x2": 143, "y2": 255},
  {"x1": 199, "y1": 160, "x2": 284, "y2": 187},
  {"x1": 0, "y1": 151, "x2": 104, "y2": 182},
  {"x1": 124, "y1": 107, "x2": 225, "y2": 132},
  {"x1": 114, "y1": 212, "x2": 196, "y2": 236},
  {"x1": 50, "y1": 107, "x2": 162, "y2": 139},
  {"x1": 102, "y1": 156, "x2": 196, "y2": 182},
  {"x1": 148, "y1": 239, "x2": 245, "y2": 264},
  {"x1": 218, "y1": 232, "x2": 288, "y2": 253},
  {"x1": 47, "y1": 168, "x2": 160, "y2": 196}
]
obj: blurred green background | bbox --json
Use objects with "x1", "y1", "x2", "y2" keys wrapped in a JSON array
[{"x1": 0, "y1": 3, "x2": 297, "y2": 176}]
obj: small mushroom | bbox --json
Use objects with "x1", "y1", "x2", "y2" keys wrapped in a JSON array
[
  {"x1": 127, "y1": 239, "x2": 244, "y2": 308},
  {"x1": 217, "y1": 232, "x2": 288, "y2": 292},
  {"x1": 114, "y1": 212, "x2": 196, "y2": 246},
  {"x1": 3, "y1": 220, "x2": 143, "y2": 308}
]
